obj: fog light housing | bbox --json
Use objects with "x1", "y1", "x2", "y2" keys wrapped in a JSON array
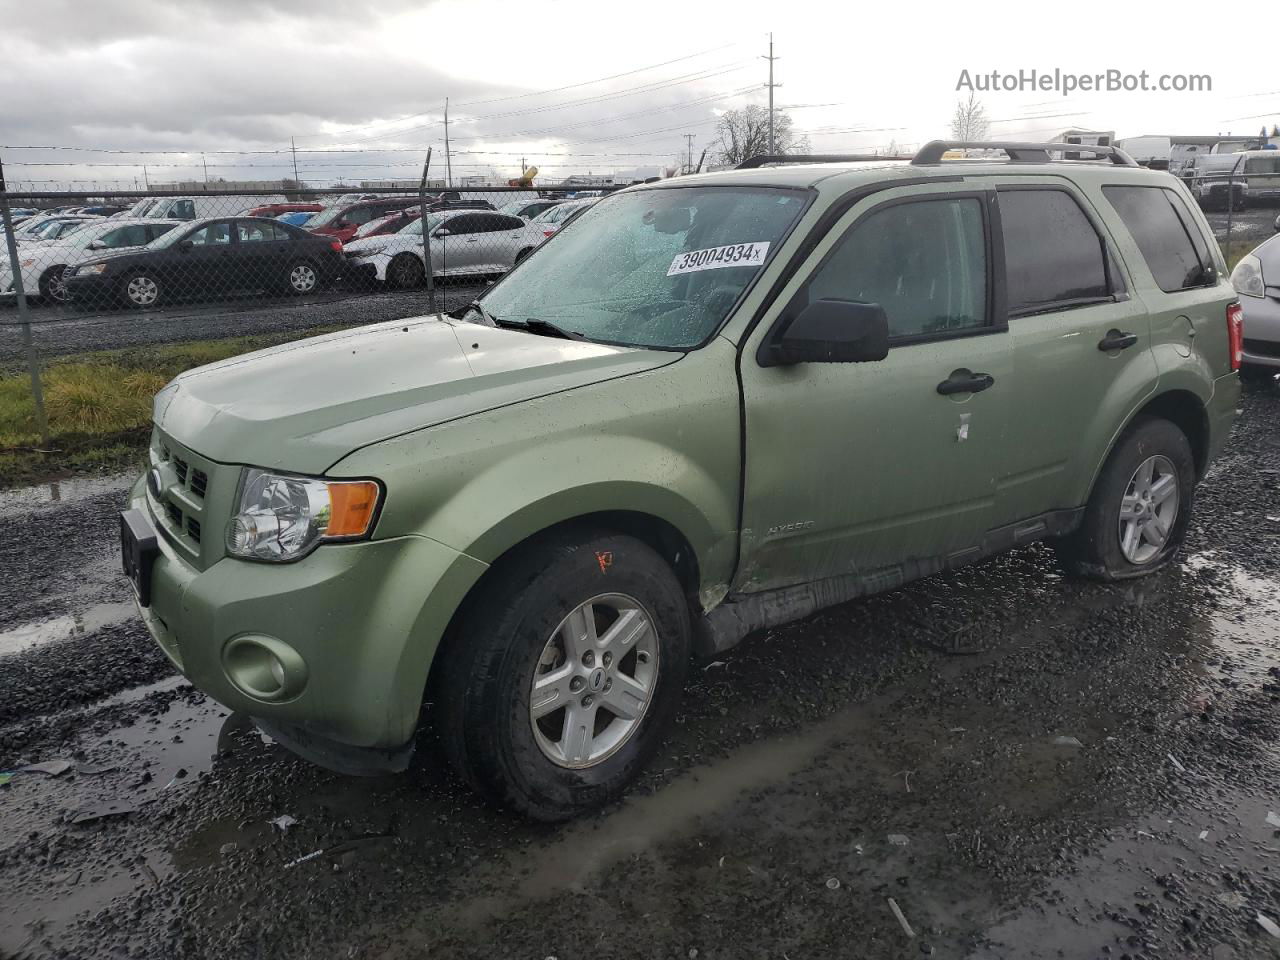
[{"x1": 223, "y1": 634, "x2": 308, "y2": 702}]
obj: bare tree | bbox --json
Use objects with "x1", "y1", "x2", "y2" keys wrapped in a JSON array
[
  {"x1": 950, "y1": 93, "x2": 989, "y2": 142},
  {"x1": 712, "y1": 105, "x2": 807, "y2": 166}
]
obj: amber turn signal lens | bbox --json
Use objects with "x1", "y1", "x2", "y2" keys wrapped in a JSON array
[{"x1": 325, "y1": 481, "x2": 380, "y2": 538}]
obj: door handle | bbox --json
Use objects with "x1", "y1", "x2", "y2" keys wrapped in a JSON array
[
  {"x1": 465, "y1": 238, "x2": 479, "y2": 243},
  {"x1": 936, "y1": 369, "x2": 995, "y2": 396},
  {"x1": 1098, "y1": 329, "x2": 1138, "y2": 351}
]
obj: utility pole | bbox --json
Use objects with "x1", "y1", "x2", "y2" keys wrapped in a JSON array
[
  {"x1": 443, "y1": 97, "x2": 453, "y2": 188},
  {"x1": 684, "y1": 134, "x2": 696, "y2": 175},
  {"x1": 202, "y1": 152, "x2": 208, "y2": 183},
  {"x1": 142, "y1": 165, "x2": 150, "y2": 188},
  {"x1": 291, "y1": 136, "x2": 300, "y2": 187},
  {"x1": 763, "y1": 33, "x2": 780, "y2": 154}
]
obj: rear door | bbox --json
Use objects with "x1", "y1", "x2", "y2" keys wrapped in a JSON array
[
  {"x1": 983, "y1": 180, "x2": 1156, "y2": 526},
  {"x1": 235, "y1": 219, "x2": 291, "y2": 290},
  {"x1": 738, "y1": 185, "x2": 1011, "y2": 592}
]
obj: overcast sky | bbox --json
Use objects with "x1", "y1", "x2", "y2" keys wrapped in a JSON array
[{"x1": 1, "y1": 0, "x2": 1276, "y2": 190}]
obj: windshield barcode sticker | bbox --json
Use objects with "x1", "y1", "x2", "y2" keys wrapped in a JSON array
[{"x1": 667, "y1": 242, "x2": 770, "y2": 277}]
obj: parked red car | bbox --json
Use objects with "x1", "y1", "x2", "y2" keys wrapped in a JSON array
[
  {"x1": 304, "y1": 197, "x2": 421, "y2": 245},
  {"x1": 239, "y1": 202, "x2": 324, "y2": 218}
]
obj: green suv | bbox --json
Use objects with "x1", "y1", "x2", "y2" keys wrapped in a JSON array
[{"x1": 122, "y1": 142, "x2": 1242, "y2": 819}]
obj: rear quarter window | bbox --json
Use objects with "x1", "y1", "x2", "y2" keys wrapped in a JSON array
[{"x1": 1102, "y1": 185, "x2": 1216, "y2": 293}]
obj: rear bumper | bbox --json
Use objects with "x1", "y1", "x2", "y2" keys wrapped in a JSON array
[{"x1": 1205, "y1": 371, "x2": 1242, "y2": 470}]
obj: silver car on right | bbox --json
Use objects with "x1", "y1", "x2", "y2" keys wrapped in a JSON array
[{"x1": 1233, "y1": 234, "x2": 1280, "y2": 373}]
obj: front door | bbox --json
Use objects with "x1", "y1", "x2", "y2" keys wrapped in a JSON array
[
  {"x1": 172, "y1": 220, "x2": 235, "y2": 296},
  {"x1": 737, "y1": 186, "x2": 1011, "y2": 594}
]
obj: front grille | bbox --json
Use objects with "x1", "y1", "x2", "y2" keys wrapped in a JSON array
[
  {"x1": 149, "y1": 429, "x2": 224, "y2": 568},
  {"x1": 1245, "y1": 337, "x2": 1280, "y2": 359}
]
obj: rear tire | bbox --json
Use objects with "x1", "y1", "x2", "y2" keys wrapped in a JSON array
[
  {"x1": 1053, "y1": 417, "x2": 1195, "y2": 580},
  {"x1": 284, "y1": 259, "x2": 320, "y2": 296},
  {"x1": 38, "y1": 266, "x2": 69, "y2": 304},
  {"x1": 386, "y1": 253, "x2": 424, "y2": 290},
  {"x1": 436, "y1": 531, "x2": 691, "y2": 821}
]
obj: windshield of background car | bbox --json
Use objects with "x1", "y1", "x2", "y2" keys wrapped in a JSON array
[
  {"x1": 480, "y1": 187, "x2": 808, "y2": 349},
  {"x1": 399, "y1": 214, "x2": 442, "y2": 237},
  {"x1": 305, "y1": 205, "x2": 348, "y2": 228}
]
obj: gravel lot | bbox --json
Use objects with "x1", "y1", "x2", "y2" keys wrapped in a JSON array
[{"x1": 2, "y1": 379, "x2": 1280, "y2": 958}]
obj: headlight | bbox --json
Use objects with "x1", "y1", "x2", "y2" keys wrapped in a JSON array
[
  {"x1": 225, "y1": 468, "x2": 382, "y2": 562},
  {"x1": 1231, "y1": 254, "x2": 1266, "y2": 298},
  {"x1": 76, "y1": 262, "x2": 108, "y2": 276}
]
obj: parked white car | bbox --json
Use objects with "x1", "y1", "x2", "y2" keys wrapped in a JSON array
[
  {"x1": 343, "y1": 209, "x2": 548, "y2": 288},
  {"x1": 530, "y1": 197, "x2": 599, "y2": 239},
  {"x1": 1, "y1": 219, "x2": 180, "y2": 302},
  {"x1": 7, "y1": 214, "x2": 103, "y2": 245},
  {"x1": 143, "y1": 195, "x2": 287, "y2": 221}
]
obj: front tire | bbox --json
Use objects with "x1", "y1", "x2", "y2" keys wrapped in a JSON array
[
  {"x1": 386, "y1": 253, "x2": 424, "y2": 290},
  {"x1": 1053, "y1": 417, "x2": 1196, "y2": 580},
  {"x1": 436, "y1": 531, "x2": 691, "y2": 821},
  {"x1": 120, "y1": 271, "x2": 163, "y2": 309}
]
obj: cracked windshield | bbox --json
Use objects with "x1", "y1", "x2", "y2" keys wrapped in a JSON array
[{"x1": 480, "y1": 187, "x2": 807, "y2": 347}]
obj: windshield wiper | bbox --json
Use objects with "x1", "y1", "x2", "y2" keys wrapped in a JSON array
[{"x1": 497, "y1": 317, "x2": 586, "y2": 341}]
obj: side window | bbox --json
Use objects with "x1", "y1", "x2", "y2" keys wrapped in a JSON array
[
  {"x1": 237, "y1": 221, "x2": 286, "y2": 242},
  {"x1": 805, "y1": 196, "x2": 988, "y2": 340},
  {"x1": 187, "y1": 222, "x2": 232, "y2": 246},
  {"x1": 998, "y1": 189, "x2": 1111, "y2": 314},
  {"x1": 345, "y1": 206, "x2": 376, "y2": 225},
  {"x1": 1102, "y1": 185, "x2": 1214, "y2": 292},
  {"x1": 148, "y1": 224, "x2": 177, "y2": 242},
  {"x1": 171, "y1": 200, "x2": 196, "y2": 220},
  {"x1": 447, "y1": 215, "x2": 480, "y2": 235},
  {"x1": 496, "y1": 215, "x2": 527, "y2": 231}
]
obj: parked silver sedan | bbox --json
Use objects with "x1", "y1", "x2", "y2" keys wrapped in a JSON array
[{"x1": 1232, "y1": 234, "x2": 1280, "y2": 373}]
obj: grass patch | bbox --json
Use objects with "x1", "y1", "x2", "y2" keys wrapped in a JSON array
[{"x1": 0, "y1": 326, "x2": 345, "y2": 488}]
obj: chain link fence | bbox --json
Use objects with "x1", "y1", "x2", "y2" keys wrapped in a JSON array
[{"x1": 1, "y1": 183, "x2": 610, "y2": 317}]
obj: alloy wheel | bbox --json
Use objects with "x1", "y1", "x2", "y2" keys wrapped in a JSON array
[
  {"x1": 290, "y1": 264, "x2": 317, "y2": 293},
  {"x1": 530, "y1": 593, "x2": 660, "y2": 768},
  {"x1": 1117, "y1": 454, "x2": 1179, "y2": 564},
  {"x1": 126, "y1": 276, "x2": 159, "y2": 307}
]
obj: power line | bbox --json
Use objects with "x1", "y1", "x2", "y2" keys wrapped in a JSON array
[{"x1": 291, "y1": 41, "x2": 741, "y2": 140}]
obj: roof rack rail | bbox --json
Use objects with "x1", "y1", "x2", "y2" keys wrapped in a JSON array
[
  {"x1": 736, "y1": 153, "x2": 910, "y2": 170},
  {"x1": 911, "y1": 140, "x2": 1138, "y2": 167}
]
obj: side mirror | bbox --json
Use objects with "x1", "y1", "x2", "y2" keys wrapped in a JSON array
[
  {"x1": 177, "y1": 239, "x2": 194, "y2": 252},
  {"x1": 87, "y1": 239, "x2": 107, "y2": 250},
  {"x1": 760, "y1": 299, "x2": 890, "y2": 366},
  {"x1": 433, "y1": 227, "x2": 451, "y2": 237}
]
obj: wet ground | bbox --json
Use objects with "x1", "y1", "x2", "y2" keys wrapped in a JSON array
[
  {"x1": 3, "y1": 383, "x2": 1280, "y2": 959},
  {"x1": 0, "y1": 281, "x2": 484, "y2": 368},
  {"x1": 1204, "y1": 205, "x2": 1278, "y2": 245}
]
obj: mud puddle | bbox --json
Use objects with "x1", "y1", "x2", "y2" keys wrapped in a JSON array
[{"x1": 0, "y1": 600, "x2": 136, "y2": 658}]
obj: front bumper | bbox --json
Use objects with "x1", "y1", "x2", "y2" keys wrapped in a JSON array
[
  {"x1": 345, "y1": 253, "x2": 390, "y2": 282},
  {"x1": 64, "y1": 273, "x2": 117, "y2": 302},
  {"x1": 1241, "y1": 294, "x2": 1280, "y2": 370},
  {"x1": 127, "y1": 477, "x2": 488, "y2": 757}
]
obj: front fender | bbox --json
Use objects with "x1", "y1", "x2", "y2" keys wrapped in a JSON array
[{"x1": 330, "y1": 342, "x2": 742, "y2": 610}]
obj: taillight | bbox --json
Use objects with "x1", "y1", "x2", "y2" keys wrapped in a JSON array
[
  {"x1": 330, "y1": 240, "x2": 343, "y2": 254},
  {"x1": 1227, "y1": 302, "x2": 1244, "y2": 371},
  {"x1": 543, "y1": 230, "x2": 555, "y2": 238}
]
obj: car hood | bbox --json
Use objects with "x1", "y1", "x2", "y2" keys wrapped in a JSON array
[{"x1": 155, "y1": 315, "x2": 679, "y2": 474}]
